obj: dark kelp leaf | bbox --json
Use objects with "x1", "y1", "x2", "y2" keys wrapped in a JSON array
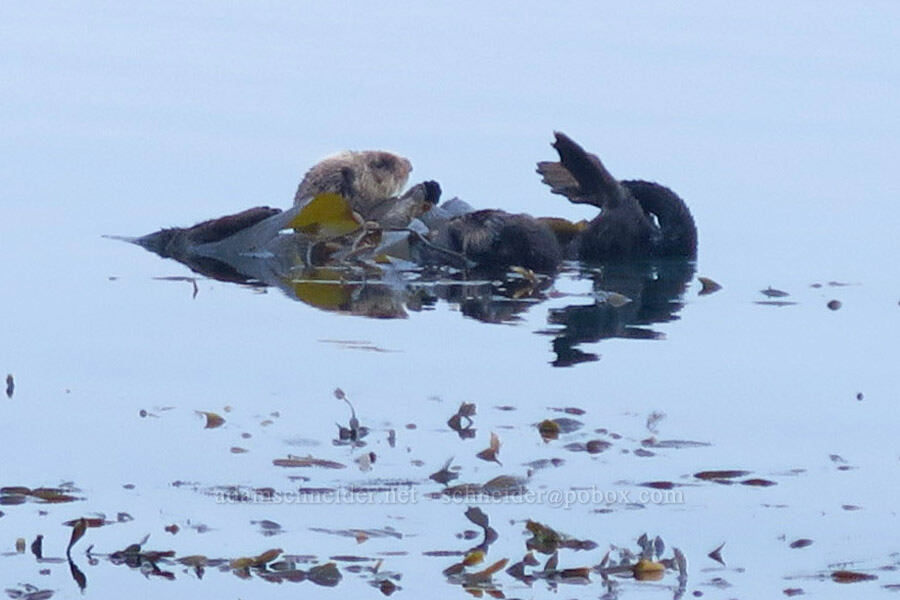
[
  {"x1": 831, "y1": 570, "x2": 877, "y2": 583},
  {"x1": 481, "y1": 475, "x2": 526, "y2": 497},
  {"x1": 67, "y1": 518, "x2": 88, "y2": 554},
  {"x1": 69, "y1": 558, "x2": 87, "y2": 591},
  {"x1": 695, "y1": 470, "x2": 750, "y2": 481},
  {"x1": 273, "y1": 456, "x2": 346, "y2": 469},
  {"x1": 198, "y1": 411, "x2": 225, "y2": 429},
  {"x1": 698, "y1": 277, "x2": 722, "y2": 295},
  {"x1": 761, "y1": 286, "x2": 789, "y2": 297},
  {"x1": 543, "y1": 552, "x2": 559, "y2": 573},
  {"x1": 464, "y1": 558, "x2": 509, "y2": 584},
  {"x1": 430, "y1": 458, "x2": 459, "y2": 485},
  {"x1": 5, "y1": 374, "x2": 13, "y2": 399},
  {"x1": 476, "y1": 432, "x2": 501, "y2": 465},
  {"x1": 586, "y1": 440, "x2": 611, "y2": 454},
  {"x1": 524, "y1": 520, "x2": 594, "y2": 554},
  {"x1": 538, "y1": 419, "x2": 560, "y2": 441},
  {"x1": 377, "y1": 579, "x2": 398, "y2": 595},
  {"x1": 641, "y1": 481, "x2": 677, "y2": 490},
  {"x1": 308, "y1": 562, "x2": 343, "y2": 586},
  {"x1": 252, "y1": 548, "x2": 283, "y2": 567},
  {"x1": 30, "y1": 488, "x2": 79, "y2": 503},
  {"x1": 465, "y1": 507, "x2": 490, "y2": 529},
  {"x1": 789, "y1": 538, "x2": 813, "y2": 549},
  {"x1": 708, "y1": 542, "x2": 726, "y2": 566},
  {"x1": 741, "y1": 478, "x2": 777, "y2": 487}
]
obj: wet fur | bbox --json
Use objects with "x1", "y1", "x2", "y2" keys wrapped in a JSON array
[
  {"x1": 294, "y1": 150, "x2": 412, "y2": 220},
  {"x1": 429, "y1": 210, "x2": 562, "y2": 273},
  {"x1": 538, "y1": 132, "x2": 697, "y2": 260}
]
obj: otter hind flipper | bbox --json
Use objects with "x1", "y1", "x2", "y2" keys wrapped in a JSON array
[
  {"x1": 536, "y1": 160, "x2": 590, "y2": 204},
  {"x1": 547, "y1": 132, "x2": 627, "y2": 209}
]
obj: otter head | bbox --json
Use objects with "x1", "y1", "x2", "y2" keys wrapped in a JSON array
[
  {"x1": 355, "y1": 151, "x2": 412, "y2": 203},
  {"x1": 294, "y1": 150, "x2": 413, "y2": 219}
]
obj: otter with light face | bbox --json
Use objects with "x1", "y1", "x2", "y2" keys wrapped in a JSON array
[
  {"x1": 134, "y1": 149, "x2": 425, "y2": 262},
  {"x1": 294, "y1": 150, "x2": 413, "y2": 221}
]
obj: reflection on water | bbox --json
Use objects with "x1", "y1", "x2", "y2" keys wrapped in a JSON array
[
  {"x1": 546, "y1": 260, "x2": 696, "y2": 366},
  {"x1": 124, "y1": 236, "x2": 697, "y2": 366}
]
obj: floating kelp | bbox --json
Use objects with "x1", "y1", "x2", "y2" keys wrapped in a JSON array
[
  {"x1": 698, "y1": 276, "x2": 722, "y2": 295},
  {"x1": 831, "y1": 570, "x2": 877, "y2": 583},
  {"x1": 447, "y1": 402, "x2": 476, "y2": 439},
  {"x1": 429, "y1": 457, "x2": 460, "y2": 485},
  {"x1": 537, "y1": 417, "x2": 583, "y2": 441},
  {"x1": 334, "y1": 388, "x2": 369, "y2": 445},
  {"x1": 475, "y1": 432, "x2": 501, "y2": 464},
  {"x1": 197, "y1": 411, "x2": 225, "y2": 429},
  {"x1": 0, "y1": 485, "x2": 82, "y2": 505},
  {"x1": 3, "y1": 584, "x2": 53, "y2": 600},
  {"x1": 707, "y1": 542, "x2": 726, "y2": 566},
  {"x1": 272, "y1": 456, "x2": 346, "y2": 469},
  {"x1": 525, "y1": 520, "x2": 597, "y2": 554}
]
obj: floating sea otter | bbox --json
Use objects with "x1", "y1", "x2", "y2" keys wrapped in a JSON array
[
  {"x1": 417, "y1": 132, "x2": 697, "y2": 272},
  {"x1": 293, "y1": 150, "x2": 413, "y2": 222},
  {"x1": 130, "y1": 133, "x2": 697, "y2": 278},
  {"x1": 537, "y1": 132, "x2": 698, "y2": 260},
  {"x1": 134, "y1": 149, "x2": 434, "y2": 264}
]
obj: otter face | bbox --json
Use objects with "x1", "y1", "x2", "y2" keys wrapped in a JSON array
[
  {"x1": 357, "y1": 151, "x2": 412, "y2": 202},
  {"x1": 294, "y1": 150, "x2": 413, "y2": 219}
]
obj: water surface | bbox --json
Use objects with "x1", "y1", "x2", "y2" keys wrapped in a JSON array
[{"x1": 2, "y1": 3, "x2": 899, "y2": 598}]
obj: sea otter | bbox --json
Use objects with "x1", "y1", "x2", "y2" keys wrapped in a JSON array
[
  {"x1": 134, "y1": 149, "x2": 423, "y2": 262},
  {"x1": 537, "y1": 132, "x2": 697, "y2": 260},
  {"x1": 419, "y1": 209, "x2": 563, "y2": 273},
  {"x1": 416, "y1": 132, "x2": 697, "y2": 272},
  {"x1": 293, "y1": 150, "x2": 413, "y2": 221}
]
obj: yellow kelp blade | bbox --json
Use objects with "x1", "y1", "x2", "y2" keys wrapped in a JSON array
[
  {"x1": 287, "y1": 193, "x2": 362, "y2": 238},
  {"x1": 289, "y1": 269, "x2": 355, "y2": 311}
]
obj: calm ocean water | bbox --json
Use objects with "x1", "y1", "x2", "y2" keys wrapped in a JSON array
[{"x1": 2, "y1": 3, "x2": 899, "y2": 597}]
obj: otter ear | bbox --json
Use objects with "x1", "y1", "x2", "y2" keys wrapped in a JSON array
[
  {"x1": 287, "y1": 192, "x2": 363, "y2": 239},
  {"x1": 547, "y1": 132, "x2": 627, "y2": 209}
]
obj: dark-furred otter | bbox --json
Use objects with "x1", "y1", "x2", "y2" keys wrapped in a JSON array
[
  {"x1": 418, "y1": 132, "x2": 697, "y2": 272},
  {"x1": 538, "y1": 132, "x2": 697, "y2": 260},
  {"x1": 425, "y1": 209, "x2": 563, "y2": 273}
]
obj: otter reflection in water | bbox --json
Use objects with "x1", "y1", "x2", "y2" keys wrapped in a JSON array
[{"x1": 544, "y1": 260, "x2": 696, "y2": 367}]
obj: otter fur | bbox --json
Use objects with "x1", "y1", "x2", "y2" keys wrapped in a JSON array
[
  {"x1": 294, "y1": 150, "x2": 413, "y2": 221},
  {"x1": 537, "y1": 132, "x2": 697, "y2": 260},
  {"x1": 424, "y1": 209, "x2": 563, "y2": 273}
]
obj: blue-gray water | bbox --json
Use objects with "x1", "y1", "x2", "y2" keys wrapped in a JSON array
[{"x1": 2, "y1": 2, "x2": 899, "y2": 598}]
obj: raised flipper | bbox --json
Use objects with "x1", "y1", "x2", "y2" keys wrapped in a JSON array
[{"x1": 537, "y1": 132, "x2": 627, "y2": 209}]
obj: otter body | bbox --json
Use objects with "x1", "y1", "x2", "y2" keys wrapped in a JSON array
[
  {"x1": 421, "y1": 209, "x2": 563, "y2": 273},
  {"x1": 538, "y1": 132, "x2": 697, "y2": 260},
  {"x1": 294, "y1": 150, "x2": 412, "y2": 221}
]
